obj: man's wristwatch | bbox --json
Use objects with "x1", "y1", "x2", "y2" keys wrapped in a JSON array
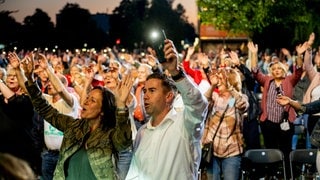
[{"x1": 171, "y1": 69, "x2": 185, "y2": 81}]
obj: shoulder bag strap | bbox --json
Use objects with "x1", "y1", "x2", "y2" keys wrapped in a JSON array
[{"x1": 211, "y1": 104, "x2": 229, "y2": 141}]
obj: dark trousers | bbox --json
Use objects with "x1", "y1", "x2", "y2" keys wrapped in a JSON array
[
  {"x1": 260, "y1": 120, "x2": 294, "y2": 177},
  {"x1": 41, "y1": 150, "x2": 59, "y2": 180},
  {"x1": 242, "y1": 118, "x2": 261, "y2": 150}
]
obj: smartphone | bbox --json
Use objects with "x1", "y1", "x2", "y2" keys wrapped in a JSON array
[
  {"x1": 276, "y1": 87, "x2": 282, "y2": 97},
  {"x1": 151, "y1": 29, "x2": 167, "y2": 63}
]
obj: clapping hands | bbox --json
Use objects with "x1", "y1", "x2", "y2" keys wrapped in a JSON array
[{"x1": 113, "y1": 73, "x2": 134, "y2": 108}]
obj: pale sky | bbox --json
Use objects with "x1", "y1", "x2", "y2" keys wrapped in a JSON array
[{"x1": 1, "y1": 0, "x2": 198, "y2": 26}]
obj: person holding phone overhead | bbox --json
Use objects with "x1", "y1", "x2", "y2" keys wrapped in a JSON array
[{"x1": 125, "y1": 39, "x2": 208, "y2": 179}]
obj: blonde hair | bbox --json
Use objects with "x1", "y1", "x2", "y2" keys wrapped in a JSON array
[
  {"x1": 219, "y1": 68, "x2": 242, "y2": 92},
  {"x1": 268, "y1": 61, "x2": 287, "y2": 76},
  {"x1": 0, "y1": 153, "x2": 36, "y2": 180}
]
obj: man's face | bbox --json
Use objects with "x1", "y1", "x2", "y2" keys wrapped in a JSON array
[{"x1": 143, "y1": 78, "x2": 168, "y2": 116}]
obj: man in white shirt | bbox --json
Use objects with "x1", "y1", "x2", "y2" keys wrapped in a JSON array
[{"x1": 126, "y1": 39, "x2": 208, "y2": 180}]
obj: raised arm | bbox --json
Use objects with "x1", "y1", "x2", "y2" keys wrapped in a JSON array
[
  {"x1": 111, "y1": 73, "x2": 134, "y2": 150},
  {"x1": 296, "y1": 42, "x2": 309, "y2": 69},
  {"x1": 162, "y1": 39, "x2": 208, "y2": 134},
  {"x1": 7, "y1": 52, "x2": 28, "y2": 94},
  {"x1": 38, "y1": 53, "x2": 74, "y2": 107},
  {"x1": 247, "y1": 41, "x2": 258, "y2": 70},
  {"x1": 304, "y1": 32, "x2": 315, "y2": 75},
  {"x1": 80, "y1": 65, "x2": 94, "y2": 107},
  {"x1": 21, "y1": 54, "x2": 74, "y2": 132}
]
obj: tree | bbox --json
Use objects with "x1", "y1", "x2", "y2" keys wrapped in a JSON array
[
  {"x1": 197, "y1": 0, "x2": 320, "y2": 49},
  {"x1": 110, "y1": 0, "x2": 148, "y2": 50},
  {"x1": 110, "y1": 0, "x2": 196, "y2": 51},
  {"x1": 23, "y1": 8, "x2": 55, "y2": 49},
  {"x1": 0, "y1": 11, "x2": 22, "y2": 49},
  {"x1": 56, "y1": 3, "x2": 108, "y2": 49}
]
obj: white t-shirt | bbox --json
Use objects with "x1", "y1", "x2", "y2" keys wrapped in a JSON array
[{"x1": 43, "y1": 94, "x2": 80, "y2": 150}]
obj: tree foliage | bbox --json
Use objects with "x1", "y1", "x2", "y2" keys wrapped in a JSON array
[
  {"x1": 110, "y1": 0, "x2": 196, "y2": 51},
  {"x1": 23, "y1": 8, "x2": 55, "y2": 48},
  {"x1": 55, "y1": 3, "x2": 108, "y2": 49},
  {"x1": 197, "y1": 0, "x2": 320, "y2": 48},
  {"x1": 1, "y1": 1, "x2": 195, "y2": 51},
  {"x1": 0, "y1": 11, "x2": 22, "y2": 47}
]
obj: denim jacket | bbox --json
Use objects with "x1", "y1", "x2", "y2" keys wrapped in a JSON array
[{"x1": 26, "y1": 81, "x2": 132, "y2": 180}]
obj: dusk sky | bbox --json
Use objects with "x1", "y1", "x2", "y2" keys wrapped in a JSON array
[{"x1": 1, "y1": 0, "x2": 198, "y2": 26}]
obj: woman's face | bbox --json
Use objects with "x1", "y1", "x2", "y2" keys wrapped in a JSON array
[
  {"x1": 5, "y1": 69, "x2": 19, "y2": 91},
  {"x1": 209, "y1": 69, "x2": 228, "y2": 93},
  {"x1": 74, "y1": 73, "x2": 84, "y2": 85},
  {"x1": 70, "y1": 66, "x2": 80, "y2": 77},
  {"x1": 103, "y1": 71, "x2": 118, "y2": 90},
  {"x1": 137, "y1": 66, "x2": 150, "y2": 83},
  {"x1": 270, "y1": 63, "x2": 285, "y2": 79},
  {"x1": 81, "y1": 89, "x2": 103, "y2": 120}
]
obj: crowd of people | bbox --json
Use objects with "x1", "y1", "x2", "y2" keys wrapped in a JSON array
[{"x1": 1, "y1": 32, "x2": 320, "y2": 179}]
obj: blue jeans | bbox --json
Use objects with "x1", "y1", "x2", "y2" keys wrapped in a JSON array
[
  {"x1": 206, "y1": 155, "x2": 241, "y2": 180},
  {"x1": 116, "y1": 146, "x2": 133, "y2": 180},
  {"x1": 292, "y1": 114, "x2": 311, "y2": 150},
  {"x1": 41, "y1": 150, "x2": 59, "y2": 180}
]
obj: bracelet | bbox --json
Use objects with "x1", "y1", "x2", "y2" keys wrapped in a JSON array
[
  {"x1": 171, "y1": 69, "x2": 185, "y2": 81},
  {"x1": 117, "y1": 107, "x2": 128, "y2": 111}
]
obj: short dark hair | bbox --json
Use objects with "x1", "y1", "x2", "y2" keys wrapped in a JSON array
[{"x1": 146, "y1": 73, "x2": 177, "y2": 93}]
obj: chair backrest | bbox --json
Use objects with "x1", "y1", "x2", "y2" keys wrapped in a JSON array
[
  {"x1": 244, "y1": 149, "x2": 284, "y2": 163},
  {"x1": 289, "y1": 149, "x2": 317, "y2": 179},
  {"x1": 289, "y1": 149, "x2": 317, "y2": 164},
  {"x1": 242, "y1": 149, "x2": 286, "y2": 180}
]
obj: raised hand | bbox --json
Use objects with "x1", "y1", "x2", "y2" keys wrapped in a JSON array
[
  {"x1": 307, "y1": 32, "x2": 315, "y2": 47},
  {"x1": 7, "y1": 52, "x2": 22, "y2": 69},
  {"x1": 38, "y1": 53, "x2": 49, "y2": 70},
  {"x1": 281, "y1": 48, "x2": 291, "y2": 56},
  {"x1": 296, "y1": 42, "x2": 309, "y2": 55},
  {"x1": 198, "y1": 53, "x2": 209, "y2": 68},
  {"x1": 210, "y1": 74, "x2": 219, "y2": 87},
  {"x1": 229, "y1": 51, "x2": 240, "y2": 66},
  {"x1": 161, "y1": 39, "x2": 179, "y2": 73},
  {"x1": 20, "y1": 55, "x2": 35, "y2": 81},
  {"x1": 186, "y1": 46, "x2": 195, "y2": 61},
  {"x1": 82, "y1": 65, "x2": 95, "y2": 88},
  {"x1": 114, "y1": 74, "x2": 134, "y2": 108},
  {"x1": 247, "y1": 41, "x2": 258, "y2": 54},
  {"x1": 146, "y1": 54, "x2": 158, "y2": 68}
]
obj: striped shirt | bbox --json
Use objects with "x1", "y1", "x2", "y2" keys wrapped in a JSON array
[{"x1": 267, "y1": 81, "x2": 285, "y2": 123}]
